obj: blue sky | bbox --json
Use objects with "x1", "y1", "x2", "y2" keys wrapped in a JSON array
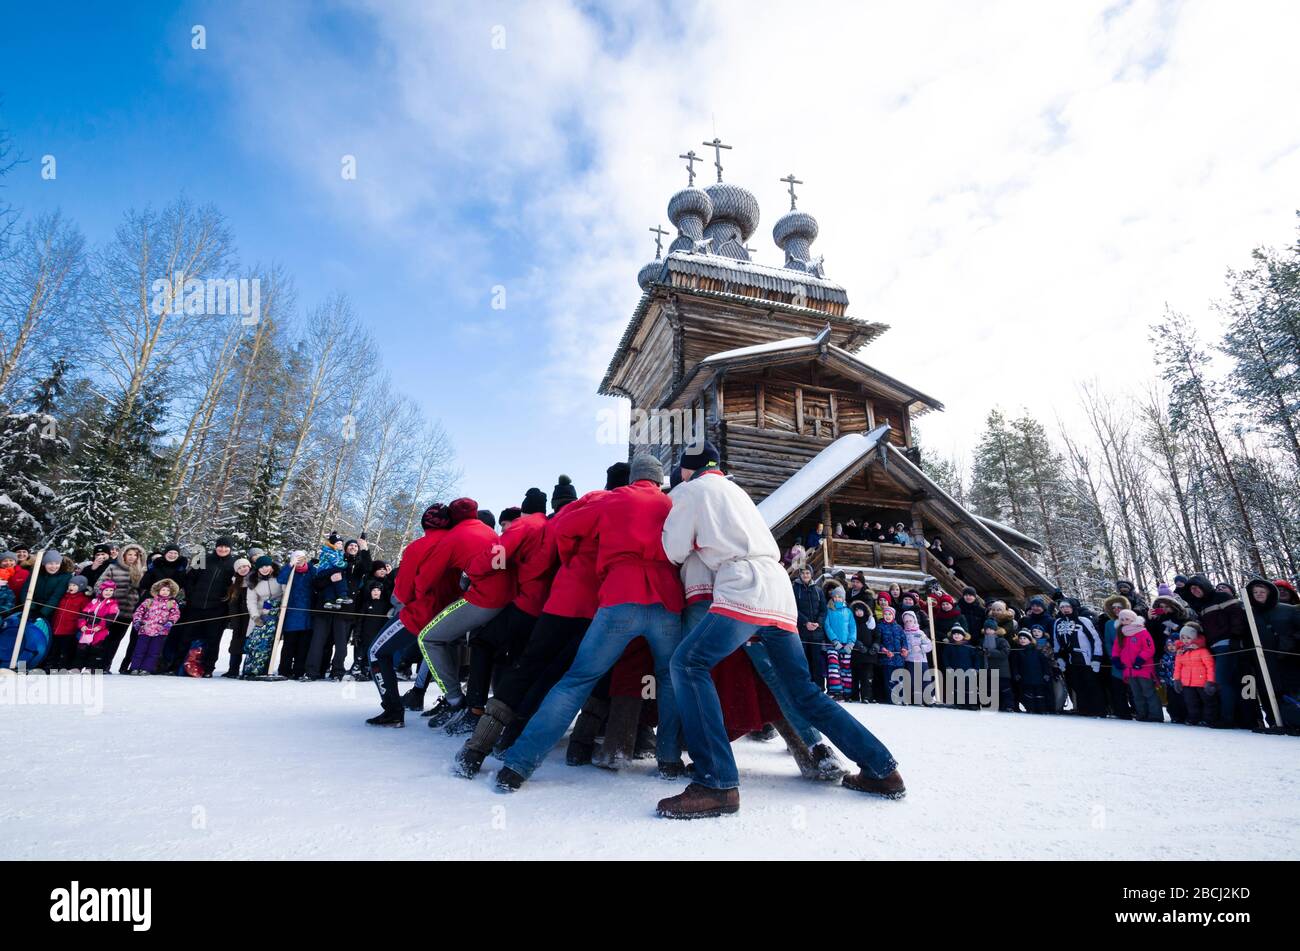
[{"x1": 3, "y1": 0, "x2": 1299, "y2": 513}]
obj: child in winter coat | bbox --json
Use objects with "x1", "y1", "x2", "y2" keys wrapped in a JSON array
[
  {"x1": 1114, "y1": 608, "x2": 1163, "y2": 723},
  {"x1": 1010, "y1": 628, "x2": 1053, "y2": 713},
  {"x1": 823, "y1": 586, "x2": 856, "y2": 699},
  {"x1": 0, "y1": 555, "x2": 14, "y2": 615},
  {"x1": 1173, "y1": 621, "x2": 1218, "y2": 726},
  {"x1": 1150, "y1": 595, "x2": 1189, "y2": 723},
  {"x1": 318, "y1": 534, "x2": 350, "y2": 608},
  {"x1": 75, "y1": 578, "x2": 121, "y2": 670},
  {"x1": 875, "y1": 605, "x2": 908, "y2": 704},
  {"x1": 942, "y1": 624, "x2": 980, "y2": 710},
  {"x1": 355, "y1": 578, "x2": 393, "y2": 679},
  {"x1": 901, "y1": 610, "x2": 934, "y2": 705},
  {"x1": 849, "y1": 599, "x2": 877, "y2": 703},
  {"x1": 128, "y1": 579, "x2": 182, "y2": 674},
  {"x1": 48, "y1": 575, "x2": 91, "y2": 669}
]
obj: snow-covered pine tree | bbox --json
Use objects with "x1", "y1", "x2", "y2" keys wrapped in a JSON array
[
  {"x1": 230, "y1": 446, "x2": 285, "y2": 552},
  {"x1": 0, "y1": 363, "x2": 72, "y2": 545}
]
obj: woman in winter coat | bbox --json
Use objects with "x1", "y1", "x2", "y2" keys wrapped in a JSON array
[
  {"x1": 1052, "y1": 598, "x2": 1105, "y2": 717},
  {"x1": 1100, "y1": 595, "x2": 1134, "y2": 719},
  {"x1": 100, "y1": 543, "x2": 147, "y2": 673},
  {"x1": 1184, "y1": 575, "x2": 1253, "y2": 728},
  {"x1": 823, "y1": 586, "x2": 855, "y2": 699},
  {"x1": 957, "y1": 586, "x2": 985, "y2": 638},
  {"x1": 19, "y1": 550, "x2": 72, "y2": 627},
  {"x1": 240, "y1": 556, "x2": 285, "y2": 679},
  {"x1": 275, "y1": 552, "x2": 316, "y2": 679},
  {"x1": 140, "y1": 544, "x2": 189, "y2": 604},
  {"x1": 1244, "y1": 578, "x2": 1300, "y2": 731},
  {"x1": 220, "y1": 558, "x2": 254, "y2": 678},
  {"x1": 1172, "y1": 622, "x2": 1217, "y2": 726},
  {"x1": 1113, "y1": 609, "x2": 1162, "y2": 722}
]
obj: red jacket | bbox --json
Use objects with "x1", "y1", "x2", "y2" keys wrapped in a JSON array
[
  {"x1": 418, "y1": 518, "x2": 514, "y2": 611},
  {"x1": 499, "y1": 512, "x2": 552, "y2": 617},
  {"x1": 1173, "y1": 636, "x2": 1216, "y2": 688},
  {"x1": 8, "y1": 565, "x2": 30, "y2": 596},
  {"x1": 542, "y1": 491, "x2": 607, "y2": 619},
  {"x1": 557, "y1": 480, "x2": 683, "y2": 613},
  {"x1": 394, "y1": 529, "x2": 453, "y2": 633},
  {"x1": 53, "y1": 591, "x2": 91, "y2": 637}
]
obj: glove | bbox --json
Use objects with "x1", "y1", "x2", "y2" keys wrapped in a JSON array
[
  {"x1": 1091, "y1": 661, "x2": 1101, "y2": 674},
  {"x1": 1173, "y1": 681, "x2": 1184, "y2": 694},
  {"x1": 1205, "y1": 681, "x2": 1219, "y2": 697}
]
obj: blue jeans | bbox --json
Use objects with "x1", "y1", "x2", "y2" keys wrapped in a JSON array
[
  {"x1": 672, "y1": 611, "x2": 898, "y2": 790},
  {"x1": 681, "y1": 601, "x2": 822, "y2": 750},
  {"x1": 503, "y1": 603, "x2": 683, "y2": 779}
]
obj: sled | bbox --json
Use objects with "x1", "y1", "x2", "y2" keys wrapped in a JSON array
[
  {"x1": 182, "y1": 640, "x2": 206, "y2": 677},
  {"x1": 0, "y1": 614, "x2": 51, "y2": 670}
]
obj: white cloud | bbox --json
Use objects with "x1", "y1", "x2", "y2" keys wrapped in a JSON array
[{"x1": 212, "y1": 0, "x2": 1300, "y2": 499}]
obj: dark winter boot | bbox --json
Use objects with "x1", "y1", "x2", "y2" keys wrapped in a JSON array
[
  {"x1": 810, "y1": 743, "x2": 848, "y2": 782},
  {"x1": 593, "y1": 695, "x2": 642, "y2": 770},
  {"x1": 842, "y1": 768, "x2": 906, "y2": 800},
  {"x1": 494, "y1": 766, "x2": 525, "y2": 793},
  {"x1": 445, "y1": 709, "x2": 481, "y2": 736},
  {"x1": 222, "y1": 656, "x2": 242, "y2": 679},
  {"x1": 656, "y1": 783, "x2": 739, "y2": 819},
  {"x1": 633, "y1": 722, "x2": 657, "y2": 760},
  {"x1": 770, "y1": 717, "x2": 818, "y2": 780},
  {"x1": 401, "y1": 685, "x2": 426, "y2": 711},
  {"x1": 366, "y1": 708, "x2": 405, "y2": 728},
  {"x1": 565, "y1": 696, "x2": 609, "y2": 766},
  {"x1": 657, "y1": 759, "x2": 690, "y2": 780},
  {"x1": 747, "y1": 723, "x2": 778, "y2": 742},
  {"x1": 425, "y1": 695, "x2": 465, "y2": 728}
]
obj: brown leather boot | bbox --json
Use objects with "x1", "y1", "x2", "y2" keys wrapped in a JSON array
[
  {"x1": 656, "y1": 783, "x2": 740, "y2": 819},
  {"x1": 593, "y1": 695, "x2": 642, "y2": 770},
  {"x1": 843, "y1": 768, "x2": 906, "y2": 800}
]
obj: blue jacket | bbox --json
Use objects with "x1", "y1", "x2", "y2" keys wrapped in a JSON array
[
  {"x1": 877, "y1": 621, "x2": 907, "y2": 669},
  {"x1": 276, "y1": 563, "x2": 316, "y2": 632},
  {"x1": 824, "y1": 601, "x2": 856, "y2": 646},
  {"x1": 943, "y1": 640, "x2": 980, "y2": 672}
]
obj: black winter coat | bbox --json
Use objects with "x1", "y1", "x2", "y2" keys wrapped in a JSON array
[
  {"x1": 793, "y1": 580, "x2": 827, "y2": 641},
  {"x1": 185, "y1": 554, "x2": 236, "y2": 612}
]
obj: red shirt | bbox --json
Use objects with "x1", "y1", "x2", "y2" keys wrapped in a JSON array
[
  {"x1": 394, "y1": 529, "x2": 449, "y2": 633},
  {"x1": 501, "y1": 513, "x2": 552, "y2": 616},
  {"x1": 418, "y1": 518, "x2": 514, "y2": 611},
  {"x1": 542, "y1": 491, "x2": 607, "y2": 619},
  {"x1": 557, "y1": 480, "x2": 684, "y2": 612}
]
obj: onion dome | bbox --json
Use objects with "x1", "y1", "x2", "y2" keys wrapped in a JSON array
[
  {"x1": 773, "y1": 209, "x2": 820, "y2": 270},
  {"x1": 637, "y1": 258, "x2": 664, "y2": 291},
  {"x1": 702, "y1": 182, "x2": 760, "y2": 259},
  {"x1": 667, "y1": 186, "x2": 713, "y2": 254}
]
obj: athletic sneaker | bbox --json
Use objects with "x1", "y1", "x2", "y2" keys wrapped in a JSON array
[
  {"x1": 366, "y1": 709, "x2": 405, "y2": 728},
  {"x1": 444, "y1": 710, "x2": 480, "y2": 736},
  {"x1": 425, "y1": 696, "x2": 464, "y2": 728}
]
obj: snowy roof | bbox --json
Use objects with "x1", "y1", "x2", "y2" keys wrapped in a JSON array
[
  {"x1": 758, "y1": 426, "x2": 891, "y2": 532},
  {"x1": 975, "y1": 516, "x2": 1044, "y2": 553},
  {"x1": 655, "y1": 250, "x2": 849, "y2": 304},
  {"x1": 701, "y1": 325, "x2": 829, "y2": 364}
]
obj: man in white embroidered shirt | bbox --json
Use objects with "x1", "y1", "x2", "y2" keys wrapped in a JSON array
[{"x1": 659, "y1": 440, "x2": 905, "y2": 819}]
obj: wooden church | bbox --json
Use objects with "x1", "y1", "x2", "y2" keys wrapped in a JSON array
[{"x1": 599, "y1": 142, "x2": 1054, "y2": 602}]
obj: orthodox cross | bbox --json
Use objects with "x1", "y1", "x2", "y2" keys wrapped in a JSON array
[
  {"x1": 649, "y1": 224, "x2": 669, "y2": 259},
  {"x1": 679, "y1": 149, "x2": 701, "y2": 187},
  {"x1": 781, "y1": 172, "x2": 803, "y2": 210},
  {"x1": 702, "y1": 136, "x2": 731, "y2": 183}
]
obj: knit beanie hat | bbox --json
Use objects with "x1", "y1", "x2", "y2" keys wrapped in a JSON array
[
  {"x1": 882, "y1": 606, "x2": 896, "y2": 622},
  {"x1": 901, "y1": 611, "x2": 919, "y2": 631},
  {"x1": 679, "y1": 440, "x2": 721, "y2": 472},
  {"x1": 521, "y1": 488, "x2": 548, "y2": 515},
  {"x1": 214, "y1": 536, "x2": 234, "y2": 549},
  {"x1": 551, "y1": 475, "x2": 577, "y2": 508},
  {"x1": 42, "y1": 550, "x2": 63, "y2": 566},
  {"x1": 1117, "y1": 608, "x2": 1144, "y2": 634},
  {"x1": 605, "y1": 462, "x2": 631, "y2": 490},
  {"x1": 1157, "y1": 582, "x2": 1173, "y2": 596},
  {"x1": 98, "y1": 577, "x2": 117, "y2": 590},
  {"x1": 0, "y1": 551, "x2": 15, "y2": 562},
  {"x1": 477, "y1": 510, "x2": 496, "y2": 530},
  {"x1": 233, "y1": 557, "x2": 252, "y2": 573},
  {"x1": 983, "y1": 617, "x2": 999, "y2": 630},
  {"x1": 254, "y1": 555, "x2": 274, "y2": 570},
  {"x1": 629, "y1": 453, "x2": 664, "y2": 485},
  {"x1": 69, "y1": 575, "x2": 89, "y2": 590},
  {"x1": 499, "y1": 506, "x2": 523, "y2": 525},
  {"x1": 421, "y1": 503, "x2": 451, "y2": 531},
  {"x1": 449, "y1": 497, "x2": 479, "y2": 524}
]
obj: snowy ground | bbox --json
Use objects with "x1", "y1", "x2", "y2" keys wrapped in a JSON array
[{"x1": 3, "y1": 670, "x2": 1297, "y2": 860}]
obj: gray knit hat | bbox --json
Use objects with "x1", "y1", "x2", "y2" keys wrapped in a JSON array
[
  {"x1": 41, "y1": 550, "x2": 63, "y2": 565},
  {"x1": 629, "y1": 453, "x2": 664, "y2": 485},
  {"x1": 70, "y1": 575, "x2": 89, "y2": 590}
]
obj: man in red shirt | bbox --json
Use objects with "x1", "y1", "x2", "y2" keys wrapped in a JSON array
[
  {"x1": 415, "y1": 497, "x2": 516, "y2": 726},
  {"x1": 495, "y1": 454, "x2": 685, "y2": 792},
  {"x1": 454, "y1": 466, "x2": 628, "y2": 778},
  {"x1": 365, "y1": 504, "x2": 453, "y2": 727}
]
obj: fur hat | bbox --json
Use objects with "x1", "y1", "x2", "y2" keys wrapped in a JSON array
[
  {"x1": 151, "y1": 578, "x2": 180, "y2": 598},
  {"x1": 1103, "y1": 594, "x2": 1131, "y2": 617}
]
